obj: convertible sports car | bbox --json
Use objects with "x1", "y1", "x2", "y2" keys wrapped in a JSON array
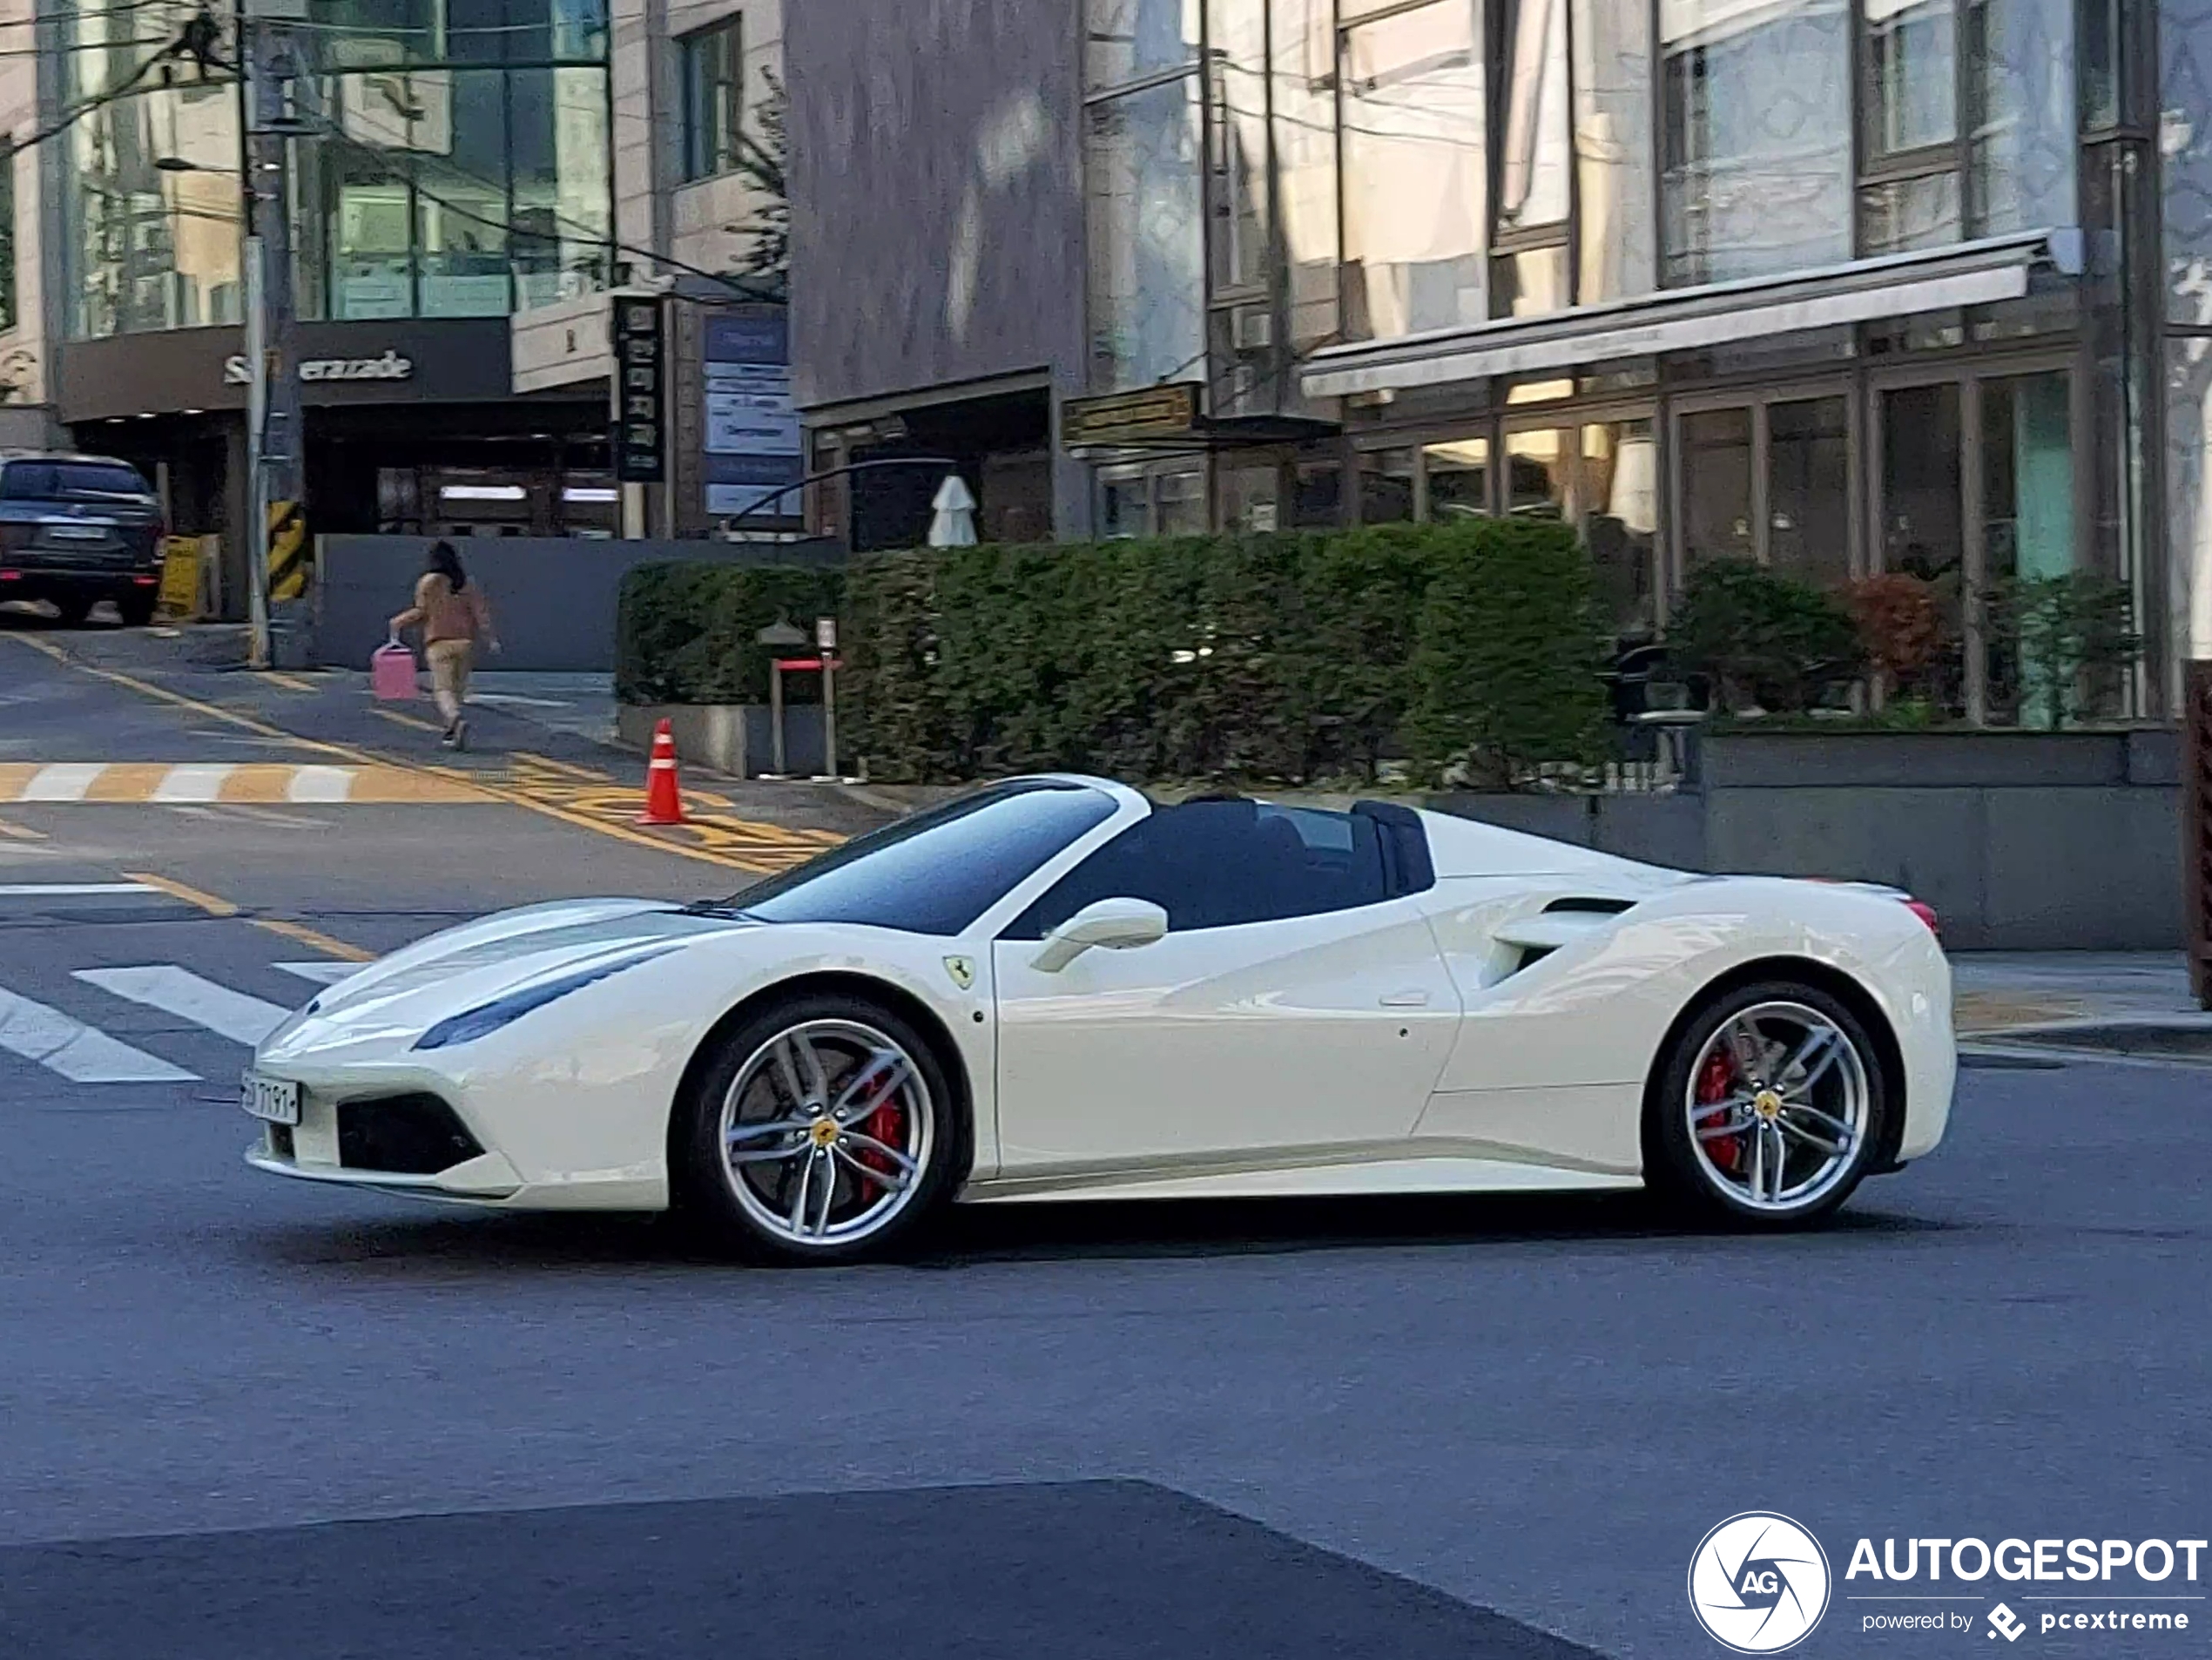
[{"x1": 245, "y1": 776, "x2": 1953, "y2": 1261}]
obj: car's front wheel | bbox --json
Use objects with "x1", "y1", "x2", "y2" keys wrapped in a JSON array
[
  {"x1": 672, "y1": 992, "x2": 961, "y2": 1263},
  {"x1": 1646, "y1": 980, "x2": 1888, "y2": 1227}
]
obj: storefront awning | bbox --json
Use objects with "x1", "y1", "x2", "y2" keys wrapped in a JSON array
[{"x1": 1298, "y1": 230, "x2": 2081, "y2": 400}]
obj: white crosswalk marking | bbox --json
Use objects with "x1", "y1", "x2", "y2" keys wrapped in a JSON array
[
  {"x1": 22, "y1": 764, "x2": 106, "y2": 802},
  {"x1": 0, "y1": 987, "x2": 199, "y2": 1083},
  {"x1": 0, "y1": 883, "x2": 158, "y2": 898},
  {"x1": 150, "y1": 764, "x2": 235, "y2": 804},
  {"x1": 273, "y1": 961, "x2": 360, "y2": 986},
  {"x1": 286, "y1": 766, "x2": 354, "y2": 804},
  {"x1": 74, "y1": 966, "x2": 290, "y2": 1047}
]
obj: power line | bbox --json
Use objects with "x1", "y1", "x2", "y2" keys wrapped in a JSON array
[
  {"x1": 0, "y1": 24, "x2": 203, "y2": 165},
  {"x1": 304, "y1": 111, "x2": 782, "y2": 302}
]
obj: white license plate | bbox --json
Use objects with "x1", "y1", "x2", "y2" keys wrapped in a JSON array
[
  {"x1": 241, "y1": 1072, "x2": 301, "y2": 1125},
  {"x1": 43, "y1": 522, "x2": 110, "y2": 541}
]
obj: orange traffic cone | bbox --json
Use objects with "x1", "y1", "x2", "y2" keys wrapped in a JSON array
[{"x1": 638, "y1": 718, "x2": 685, "y2": 825}]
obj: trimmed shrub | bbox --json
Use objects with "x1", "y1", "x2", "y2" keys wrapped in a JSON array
[
  {"x1": 614, "y1": 561, "x2": 846, "y2": 705},
  {"x1": 838, "y1": 519, "x2": 1606, "y2": 787},
  {"x1": 1669, "y1": 558, "x2": 1865, "y2": 714}
]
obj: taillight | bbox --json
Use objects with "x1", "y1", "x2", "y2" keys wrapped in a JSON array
[{"x1": 1903, "y1": 898, "x2": 1939, "y2": 936}]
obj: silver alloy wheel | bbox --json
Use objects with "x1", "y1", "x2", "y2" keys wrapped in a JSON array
[
  {"x1": 1684, "y1": 999, "x2": 1871, "y2": 1213},
  {"x1": 718, "y1": 1017, "x2": 935, "y2": 1248}
]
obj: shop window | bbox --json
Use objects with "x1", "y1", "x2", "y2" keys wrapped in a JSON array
[
  {"x1": 1421, "y1": 437, "x2": 1491, "y2": 520},
  {"x1": 1099, "y1": 469, "x2": 1153, "y2": 539},
  {"x1": 1878, "y1": 382, "x2": 1966, "y2": 711},
  {"x1": 1221, "y1": 462, "x2": 1281, "y2": 533},
  {"x1": 1504, "y1": 428, "x2": 1572, "y2": 517},
  {"x1": 1583, "y1": 419, "x2": 1658, "y2": 635},
  {"x1": 1680, "y1": 408, "x2": 1755, "y2": 563},
  {"x1": 1358, "y1": 449, "x2": 1416, "y2": 523},
  {"x1": 1767, "y1": 397, "x2": 1851, "y2": 589},
  {"x1": 680, "y1": 18, "x2": 743, "y2": 182},
  {"x1": 1156, "y1": 466, "x2": 1208, "y2": 535},
  {"x1": 1339, "y1": 1, "x2": 1487, "y2": 339},
  {"x1": 1660, "y1": 0, "x2": 1850, "y2": 285},
  {"x1": 1291, "y1": 459, "x2": 1343, "y2": 528},
  {"x1": 1981, "y1": 371, "x2": 2074, "y2": 720}
]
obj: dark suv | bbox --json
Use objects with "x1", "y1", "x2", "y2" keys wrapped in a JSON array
[{"x1": 0, "y1": 452, "x2": 165, "y2": 626}]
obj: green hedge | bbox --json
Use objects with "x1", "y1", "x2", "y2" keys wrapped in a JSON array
[
  {"x1": 614, "y1": 561, "x2": 846, "y2": 705},
  {"x1": 843, "y1": 519, "x2": 1606, "y2": 787}
]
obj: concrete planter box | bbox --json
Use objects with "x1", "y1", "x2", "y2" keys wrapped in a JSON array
[
  {"x1": 617, "y1": 703, "x2": 826, "y2": 779},
  {"x1": 1431, "y1": 729, "x2": 2182, "y2": 952}
]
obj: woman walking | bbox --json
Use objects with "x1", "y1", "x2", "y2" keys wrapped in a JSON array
[{"x1": 390, "y1": 541, "x2": 496, "y2": 749}]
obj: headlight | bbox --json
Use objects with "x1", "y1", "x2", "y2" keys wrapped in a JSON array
[{"x1": 414, "y1": 945, "x2": 680, "y2": 1051}]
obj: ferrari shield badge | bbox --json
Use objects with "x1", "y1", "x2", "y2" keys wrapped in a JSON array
[{"x1": 943, "y1": 955, "x2": 976, "y2": 991}]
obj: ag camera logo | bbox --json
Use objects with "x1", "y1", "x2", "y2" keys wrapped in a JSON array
[{"x1": 1689, "y1": 1512, "x2": 1832, "y2": 1653}]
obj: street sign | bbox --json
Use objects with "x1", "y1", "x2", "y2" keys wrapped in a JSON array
[
  {"x1": 814, "y1": 616, "x2": 838, "y2": 651},
  {"x1": 613, "y1": 297, "x2": 666, "y2": 483}
]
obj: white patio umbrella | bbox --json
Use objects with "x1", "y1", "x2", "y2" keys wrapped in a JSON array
[{"x1": 928, "y1": 474, "x2": 978, "y2": 547}]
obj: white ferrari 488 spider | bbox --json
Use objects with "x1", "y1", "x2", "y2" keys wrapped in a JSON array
[{"x1": 245, "y1": 776, "x2": 1953, "y2": 1261}]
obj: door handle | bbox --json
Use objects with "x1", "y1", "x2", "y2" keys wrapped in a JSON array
[{"x1": 1379, "y1": 989, "x2": 1431, "y2": 1009}]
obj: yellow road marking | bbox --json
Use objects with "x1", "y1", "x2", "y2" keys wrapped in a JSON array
[
  {"x1": 3, "y1": 633, "x2": 843, "y2": 874},
  {"x1": 0, "y1": 813, "x2": 44, "y2": 841},
  {"x1": 123, "y1": 870, "x2": 239, "y2": 917},
  {"x1": 251, "y1": 915, "x2": 375, "y2": 962},
  {"x1": 83, "y1": 764, "x2": 176, "y2": 803},
  {"x1": 510, "y1": 751, "x2": 605, "y2": 781},
  {"x1": 257, "y1": 671, "x2": 319, "y2": 692}
]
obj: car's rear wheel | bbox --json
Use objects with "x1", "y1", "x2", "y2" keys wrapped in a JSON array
[
  {"x1": 49, "y1": 595, "x2": 92, "y2": 627},
  {"x1": 116, "y1": 590, "x2": 157, "y2": 627},
  {"x1": 673, "y1": 992, "x2": 961, "y2": 1263},
  {"x1": 1646, "y1": 980, "x2": 1887, "y2": 1227}
]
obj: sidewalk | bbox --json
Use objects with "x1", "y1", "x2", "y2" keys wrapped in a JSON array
[{"x1": 1952, "y1": 952, "x2": 2212, "y2": 1059}]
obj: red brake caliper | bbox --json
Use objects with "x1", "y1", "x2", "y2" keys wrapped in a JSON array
[
  {"x1": 852, "y1": 1095, "x2": 902, "y2": 1195},
  {"x1": 1695, "y1": 1050, "x2": 1743, "y2": 1172}
]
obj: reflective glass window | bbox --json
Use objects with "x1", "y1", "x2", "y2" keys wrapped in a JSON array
[
  {"x1": 1207, "y1": 0, "x2": 1270, "y2": 294},
  {"x1": 681, "y1": 18, "x2": 743, "y2": 181},
  {"x1": 1275, "y1": 0, "x2": 1339, "y2": 348},
  {"x1": 1863, "y1": 0, "x2": 1956, "y2": 159},
  {"x1": 1659, "y1": 0, "x2": 1850, "y2": 285},
  {"x1": 1572, "y1": 0, "x2": 1655, "y2": 300},
  {"x1": 1340, "y1": 0, "x2": 1487, "y2": 339},
  {"x1": 1497, "y1": 0, "x2": 1570, "y2": 230},
  {"x1": 1859, "y1": 171, "x2": 1963, "y2": 254},
  {"x1": 1966, "y1": 0, "x2": 2074, "y2": 235},
  {"x1": 1085, "y1": 0, "x2": 1202, "y2": 92},
  {"x1": 1423, "y1": 437, "x2": 1491, "y2": 520},
  {"x1": 1504, "y1": 428, "x2": 1572, "y2": 517},
  {"x1": 1086, "y1": 76, "x2": 1205, "y2": 391},
  {"x1": 513, "y1": 66, "x2": 611, "y2": 310},
  {"x1": 417, "y1": 70, "x2": 510, "y2": 318}
]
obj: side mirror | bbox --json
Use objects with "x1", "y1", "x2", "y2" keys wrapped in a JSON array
[{"x1": 1030, "y1": 896, "x2": 1169, "y2": 974}]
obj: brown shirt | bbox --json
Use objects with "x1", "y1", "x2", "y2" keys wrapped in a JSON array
[{"x1": 415, "y1": 572, "x2": 489, "y2": 644}]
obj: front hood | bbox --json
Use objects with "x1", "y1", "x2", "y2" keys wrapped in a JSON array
[{"x1": 262, "y1": 898, "x2": 758, "y2": 1058}]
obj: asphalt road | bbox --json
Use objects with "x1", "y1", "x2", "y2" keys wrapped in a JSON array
[{"x1": 2, "y1": 624, "x2": 2207, "y2": 1660}]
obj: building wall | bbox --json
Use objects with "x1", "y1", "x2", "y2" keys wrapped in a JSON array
[
  {"x1": 0, "y1": 0, "x2": 57, "y2": 439},
  {"x1": 783, "y1": 0, "x2": 1083, "y2": 413}
]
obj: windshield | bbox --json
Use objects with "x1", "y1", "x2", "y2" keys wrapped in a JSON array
[
  {"x1": 2, "y1": 461, "x2": 152, "y2": 500},
  {"x1": 709, "y1": 780, "x2": 1119, "y2": 935}
]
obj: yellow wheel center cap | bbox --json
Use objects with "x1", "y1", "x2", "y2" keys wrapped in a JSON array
[
  {"x1": 809, "y1": 1118, "x2": 841, "y2": 1148},
  {"x1": 1753, "y1": 1090, "x2": 1784, "y2": 1121}
]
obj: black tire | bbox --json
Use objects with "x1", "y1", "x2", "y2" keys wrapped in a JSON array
[
  {"x1": 1644, "y1": 978, "x2": 1889, "y2": 1228},
  {"x1": 115, "y1": 590, "x2": 157, "y2": 628},
  {"x1": 49, "y1": 595, "x2": 93, "y2": 627},
  {"x1": 671, "y1": 990, "x2": 964, "y2": 1264}
]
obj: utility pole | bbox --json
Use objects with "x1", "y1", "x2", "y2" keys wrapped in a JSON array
[{"x1": 239, "y1": 0, "x2": 305, "y2": 670}]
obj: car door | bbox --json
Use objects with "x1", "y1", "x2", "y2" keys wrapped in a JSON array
[{"x1": 989, "y1": 800, "x2": 1462, "y2": 1176}]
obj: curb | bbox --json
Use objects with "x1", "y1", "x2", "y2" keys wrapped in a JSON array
[{"x1": 1959, "y1": 1016, "x2": 2212, "y2": 1060}]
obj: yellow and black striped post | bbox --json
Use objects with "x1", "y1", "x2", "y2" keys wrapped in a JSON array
[{"x1": 266, "y1": 500, "x2": 307, "y2": 604}]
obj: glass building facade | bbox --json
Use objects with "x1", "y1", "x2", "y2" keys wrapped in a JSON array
[
  {"x1": 57, "y1": 0, "x2": 612, "y2": 338},
  {"x1": 1077, "y1": 0, "x2": 2181, "y2": 719}
]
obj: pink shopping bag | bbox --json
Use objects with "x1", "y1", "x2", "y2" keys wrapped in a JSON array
[{"x1": 370, "y1": 639, "x2": 418, "y2": 702}]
